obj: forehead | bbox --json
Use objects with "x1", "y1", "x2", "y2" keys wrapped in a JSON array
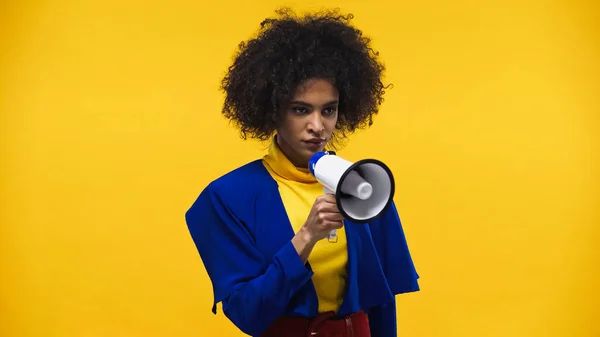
[{"x1": 290, "y1": 79, "x2": 339, "y2": 102}]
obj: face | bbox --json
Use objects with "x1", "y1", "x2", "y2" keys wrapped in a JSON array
[{"x1": 276, "y1": 78, "x2": 339, "y2": 168}]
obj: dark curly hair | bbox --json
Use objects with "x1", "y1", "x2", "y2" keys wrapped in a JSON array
[{"x1": 220, "y1": 7, "x2": 391, "y2": 147}]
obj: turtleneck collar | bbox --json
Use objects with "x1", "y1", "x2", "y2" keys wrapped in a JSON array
[{"x1": 262, "y1": 135, "x2": 318, "y2": 184}]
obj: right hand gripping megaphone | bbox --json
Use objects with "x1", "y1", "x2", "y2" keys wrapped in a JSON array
[{"x1": 308, "y1": 151, "x2": 396, "y2": 239}]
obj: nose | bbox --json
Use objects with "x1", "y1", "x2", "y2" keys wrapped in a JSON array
[{"x1": 307, "y1": 111, "x2": 324, "y2": 135}]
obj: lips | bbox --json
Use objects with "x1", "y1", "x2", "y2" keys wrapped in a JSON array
[
  {"x1": 304, "y1": 138, "x2": 325, "y2": 144},
  {"x1": 302, "y1": 138, "x2": 326, "y2": 149}
]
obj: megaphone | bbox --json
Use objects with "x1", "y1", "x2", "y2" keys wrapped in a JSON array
[{"x1": 308, "y1": 151, "x2": 395, "y2": 240}]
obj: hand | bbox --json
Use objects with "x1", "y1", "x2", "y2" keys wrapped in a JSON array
[{"x1": 300, "y1": 194, "x2": 345, "y2": 243}]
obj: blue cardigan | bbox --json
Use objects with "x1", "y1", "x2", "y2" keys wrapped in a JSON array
[{"x1": 185, "y1": 159, "x2": 420, "y2": 337}]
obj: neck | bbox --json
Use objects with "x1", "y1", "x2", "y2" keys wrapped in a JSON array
[
  {"x1": 276, "y1": 136, "x2": 308, "y2": 169},
  {"x1": 262, "y1": 135, "x2": 317, "y2": 183}
]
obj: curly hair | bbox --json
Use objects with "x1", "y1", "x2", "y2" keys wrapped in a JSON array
[{"x1": 220, "y1": 7, "x2": 390, "y2": 147}]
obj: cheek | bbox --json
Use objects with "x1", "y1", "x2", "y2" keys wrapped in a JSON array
[
  {"x1": 326, "y1": 118, "x2": 338, "y2": 131},
  {"x1": 284, "y1": 119, "x2": 304, "y2": 138},
  {"x1": 278, "y1": 119, "x2": 301, "y2": 140}
]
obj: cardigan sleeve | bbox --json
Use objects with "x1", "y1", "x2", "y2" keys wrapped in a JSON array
[
  {"x1": 185, "y1": 184, "x2": 314, "y2": 336},
  {"x1": 369, "y1": 200, "x2": 420, "y2": 295},
  {"x1": 366, "y1": 200, "x2": 420, "y2": 337}
]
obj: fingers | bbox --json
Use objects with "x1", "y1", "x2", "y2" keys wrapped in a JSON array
[
  {"x1": 315, "y1": 204, "x2": 340, "y2": 216},
  {"x1": 315, "y1": 195, "x2": 340, "y2": 212},
  {"x1": 312, "y1": 194, "x2": 345, "y2": 234},
  {"x1": 327, "y1": 221, "x2": 344, "y2": 230},
  {"x1": 317, "y1": 194, "x2": 337, "y2": 204},
  {"x1": 318, "y1": 211, "x2": 344, "y2": 223}
]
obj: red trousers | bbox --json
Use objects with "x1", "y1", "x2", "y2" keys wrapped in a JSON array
[{"x1": 259, "y1": 310, "x2": 370, "y2": 337}]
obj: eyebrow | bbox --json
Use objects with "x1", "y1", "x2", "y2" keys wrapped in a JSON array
[{"x1": 289, "y1": 100, "x2": 339, "y2": 108}]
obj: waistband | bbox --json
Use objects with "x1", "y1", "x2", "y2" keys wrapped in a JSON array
[{"x1": 259, "y1": 310, "x2": 370, "y2": 337}]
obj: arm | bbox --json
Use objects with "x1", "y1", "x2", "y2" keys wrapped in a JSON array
[
  {"x1": 185, "y1": 186, "x2": 314, "y2": 336},
  {"x1": 292, "y1": 229, "x2": 318, "y2": 264}
]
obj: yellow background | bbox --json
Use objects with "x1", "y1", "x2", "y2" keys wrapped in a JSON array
[{"x1": 1, "y1": 0, "x2": 598, "y2": 336}]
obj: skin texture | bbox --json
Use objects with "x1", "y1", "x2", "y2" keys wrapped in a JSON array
[
  {"x1": 292, "y1": 192, "x2": 345, "y2": 262},
  {"x1": 276, "y1": 78, "x2": 339, "y2": 168}
]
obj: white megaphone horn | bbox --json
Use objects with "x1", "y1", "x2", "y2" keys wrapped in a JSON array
[{"x1": 308, "y1": 151, "x2": 395, "y2": 241}]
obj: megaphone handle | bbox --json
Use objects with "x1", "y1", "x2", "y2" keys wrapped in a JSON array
[{"x1": 323, "y1": 186, "x2": 339, "y2": 243}]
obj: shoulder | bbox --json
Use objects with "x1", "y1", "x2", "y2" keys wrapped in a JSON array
[
  {"x1": 187, "y1": 159, "x2": 275, "y2": 216},
  {"x1": 207, "y1": 159, "x2": 274, "y2": 195}
]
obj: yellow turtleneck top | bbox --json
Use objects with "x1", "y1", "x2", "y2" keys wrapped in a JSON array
[{"x1": 262, "y1": 138, "x2": 348, "y2": 314}]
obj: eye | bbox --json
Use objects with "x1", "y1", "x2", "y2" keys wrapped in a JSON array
[
  {"x1": 292, "y1": 106, "x2": 308, "y2": 114},
  {"x1": 323, "y1": 107, "x2": 338, "y2": 116}
]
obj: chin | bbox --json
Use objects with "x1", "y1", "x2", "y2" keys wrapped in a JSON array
[
  {"x1": 302, "y1": 145, "x2": 325, "y2": 155},
  {"x1": 295, "y1": 148, "x2": 317, "y2": 166},
  {"x1": 293, "y1": 141, "x2": 326, "y2": 164}
]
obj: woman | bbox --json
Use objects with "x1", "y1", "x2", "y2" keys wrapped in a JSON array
[{"x1": 185, "y1": 8, "x2": 420, "y2": 337}]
